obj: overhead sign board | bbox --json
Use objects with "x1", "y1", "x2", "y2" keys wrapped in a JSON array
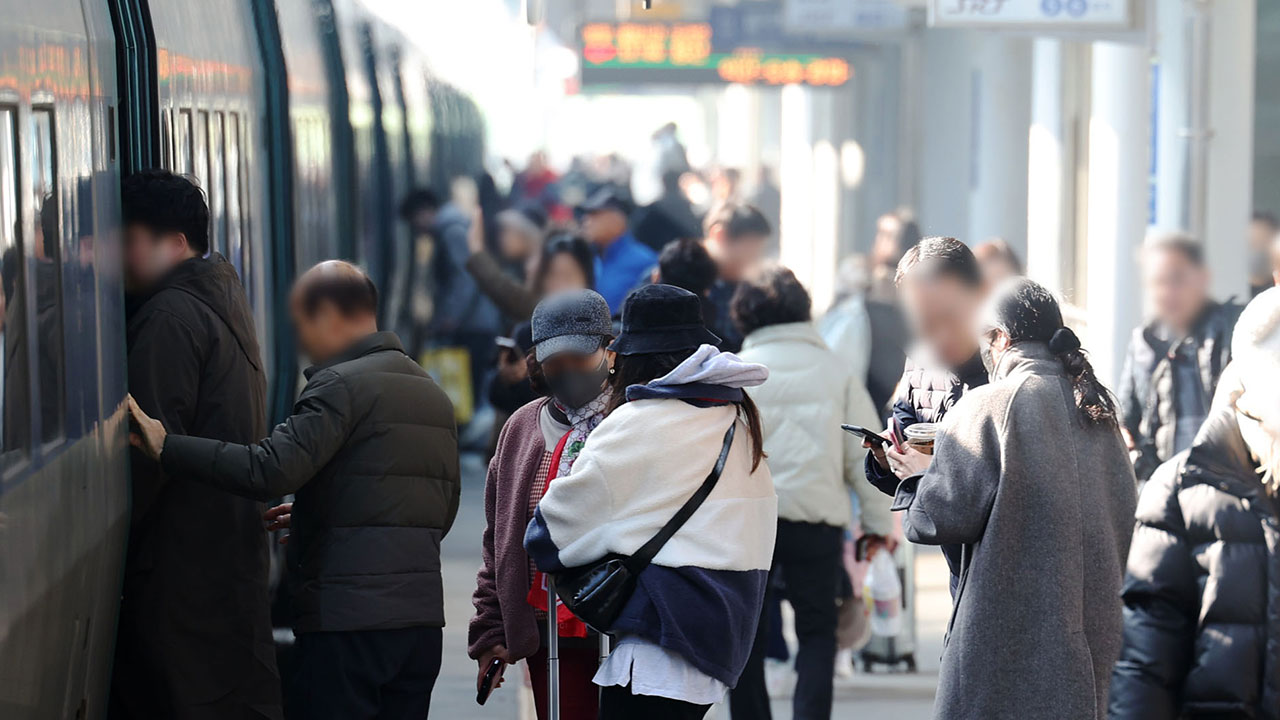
[
  {"x1": 580, "y1": 21, "x2": 853, "y2": 87},
  {"x1": 930, "y1": 0, "x2": 1132, "y2": 30},
  {"x1": 783, "y1": 0, "x2": 912, "y2": 34}
]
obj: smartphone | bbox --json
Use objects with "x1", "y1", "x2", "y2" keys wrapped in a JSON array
[
  {"x1": 890, "y1": 416, "x2": 906, "y2": 454},
  {"x1": 841, "y1": 424, "x2": 887, "y2": 447},
  {"x1": 476, "y1": 657, "x2": 504, "y2": 706}
]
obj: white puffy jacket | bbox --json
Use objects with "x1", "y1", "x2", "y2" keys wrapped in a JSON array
[{"x1": 739, "y1": 322, "x2": 892, "y2": 533}]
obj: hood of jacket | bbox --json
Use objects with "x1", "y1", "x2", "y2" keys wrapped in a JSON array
[
  {"x1": 135, "y1": 254, "x2": 262, "y2": 371},
  {"x1": 625, "y1": 343, "x2": 768, "y2": 404}
]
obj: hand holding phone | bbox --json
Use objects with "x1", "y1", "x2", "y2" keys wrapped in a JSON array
[
  {"x1": 841, "y1": 424, "x2": 888, "y2": 447},
  {"x1": 476, "y1": 657, "x2": 505, "y2": 706}
]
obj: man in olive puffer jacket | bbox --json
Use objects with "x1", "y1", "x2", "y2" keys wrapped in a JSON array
[
  {"x1": 1110, "y1": 288, "x2": 1280, "y2": 720},
  {"x1": 129, "y1": 260, "x2": 460, "y2": 719}
]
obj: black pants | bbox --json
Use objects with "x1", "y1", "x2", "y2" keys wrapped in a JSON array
[
  {"x1": 599, "y1": 685, "x2": 710, "y2": 720},
  {"x1": 730, "y1": 520, "x2": 843, "y2": 720},
  {"x1": 287, "y1": 627, "x2": 442, "y2": 720}
]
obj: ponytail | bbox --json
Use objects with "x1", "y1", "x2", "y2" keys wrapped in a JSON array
[
  {"x1": 988, "y1": 279, "x2": 1118, "y2": 427},
  {"x1": 1048, "y1": 326, "x2": 1117, "y2": 425}
]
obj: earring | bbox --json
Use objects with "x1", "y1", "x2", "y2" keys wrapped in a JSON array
[{"x1": 609, "y1": 368, "x2": 616, "y2": 375}]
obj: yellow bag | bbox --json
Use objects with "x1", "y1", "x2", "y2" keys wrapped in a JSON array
[{"x1": 419, "y1": 346, "x2": 474, "y2": 425}]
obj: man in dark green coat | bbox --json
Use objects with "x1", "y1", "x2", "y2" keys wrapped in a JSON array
[{"x1": 130, "y1": 260, "x2": 460, "y2": 720}]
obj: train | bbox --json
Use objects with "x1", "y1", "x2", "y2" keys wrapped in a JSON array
[{"x1": 0, "y1": 0, "x2": 490, "y2": 716}]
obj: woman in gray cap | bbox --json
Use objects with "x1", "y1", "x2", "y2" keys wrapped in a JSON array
[
  {"x1": 469, "y1": 288, "x2": 615, "y2": 720},
  {"x1": 526, "y1": 284, "x2": 778, "y2": 720}
]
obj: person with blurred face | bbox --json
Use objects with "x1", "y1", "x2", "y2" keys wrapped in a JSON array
[
  {"x1": 127, "y1": 260, "x2": 460, "y2": 720},
  {"x1": 469, "y1": 289, "x2": 615, "y2": 720},
  {"x1": 1248, "y1": 211, "x2": 1278, "y2": 295},
  {"x1": 973, "y1": 238, "x2": 1023, "y2": 287},
  {"x1": 535, "y1": 234, "x2": 595, "y2": 297},
  {"x1": 703, "y1": 202, "x2": 771, "y2": 352},
  {"x1": 1118, "y1": 233, "x2": 1242, "y2": 481},
  {"x1": 867, "y1": 211, "x2": 921, "y2": 303},
  {"x1": 1111, "y1": 288, "x2": 1280, "y2": 719},
  {"x1": 579, "y1": 188, "x2": 656, "y2": 314},
  {"x1": 464, "y1": 203, "x2": 549, "y2": 321},
  {"x1": 861, "y1": 236, "x2": 988, "y2": 598},
  {"x1": 113, "y1": 169, "x2": 282, "y2": 720}
]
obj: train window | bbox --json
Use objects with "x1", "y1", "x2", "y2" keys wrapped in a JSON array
[
  {"x1": 209, "y1": 111, "x2": 225, "y2": 256},
  {"x1": 176, "y1": 109, "x2": 192, "y2": 175},
  {"x1": 31, "y1": 107, "x2": 65, "y2": 445},
  {"x1": 0, "y1": 107, "x2": 30, "y2": 466},
  {"x1": 225, "y1": 112, "x2": 244, "y2": 284}
]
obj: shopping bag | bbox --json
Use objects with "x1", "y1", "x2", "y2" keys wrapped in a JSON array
[{"x1": 863, "y1": 550, "x2": 903, "y2": 637}]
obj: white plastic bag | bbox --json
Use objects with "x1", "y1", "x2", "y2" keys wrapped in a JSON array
[{"x1": 862, "y1": 550, "x2": 903, "y2": 637}]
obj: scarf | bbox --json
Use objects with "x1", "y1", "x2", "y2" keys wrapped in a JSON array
[
  {"x1": 527, "y1": 390, "x2": 610, "y2": 637},
  {"x1": 553, "y1": 391, "x2": 610, "y2": 479}
]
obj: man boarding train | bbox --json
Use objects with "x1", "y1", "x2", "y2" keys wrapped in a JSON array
[{"x1": 117, "y1": 170, "x2": 460, "y2": 719}]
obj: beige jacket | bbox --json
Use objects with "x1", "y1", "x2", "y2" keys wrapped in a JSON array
[{"x1": 740, "y1": 322, "x2": 892, "y2": 534}]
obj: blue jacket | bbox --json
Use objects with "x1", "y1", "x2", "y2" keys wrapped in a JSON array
[{"x1": 594, "y1": 231, "x2": 657, "y2": 313}]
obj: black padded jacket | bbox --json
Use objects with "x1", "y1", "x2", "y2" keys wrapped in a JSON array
[
  {"x1": 163, "y1": 331, "x2": 461, "y2": 633},
  {"x1": 1109, "y1": 409, "x2": 1280, "y2": 719}
]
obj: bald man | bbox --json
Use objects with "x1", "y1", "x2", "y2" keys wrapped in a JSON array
[{"x1": 129, "y1": 261, "x2": 461, "y2": 719}]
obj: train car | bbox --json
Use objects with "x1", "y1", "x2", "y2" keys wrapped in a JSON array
[
  {"x1": 0, "y1": 1, "x2": 130, "y2": 717},
  {"x1": 0, "y1": 0, "x2": 494, "y2": 716}
]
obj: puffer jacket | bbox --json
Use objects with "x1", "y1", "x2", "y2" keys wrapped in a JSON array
[
  {"x1": 864, "y1": 351, "x2": 989, "y2": 596},
  {"x1": 162, "y1": 331, "x2": 461, "y2": 633},
  {"x1": 1110, "y1": 408, "x2": 1280, "y2": 719},
  {"x1": 738, "y1": 322, "x2": 891, "y2": 534},
  {"x1": 1118, "y1": 300, "x2": 1242, "y2": 481}
]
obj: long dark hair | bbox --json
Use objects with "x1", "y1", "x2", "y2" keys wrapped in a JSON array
[
  {"x1": 607, "y1": 349, "x2": 767, "y2": 470},
  {"x1": 989, "y1": 279, "x2": 1117, "y2": 425},
  {"x1": 534, "y1": 234, "x2": 596, "y2": 294}
]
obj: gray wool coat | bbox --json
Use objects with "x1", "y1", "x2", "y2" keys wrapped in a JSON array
[{"x1": 891, "y1": 342, "x2": 1137, "y2": 720}]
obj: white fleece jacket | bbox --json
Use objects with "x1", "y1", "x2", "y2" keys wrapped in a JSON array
[{"x1": 532, "y1": 398, "x2": 777, "y2": 573}]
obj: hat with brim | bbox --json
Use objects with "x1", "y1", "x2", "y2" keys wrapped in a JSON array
[
  {"x1": 607, "y1": 284, "x2": 721, "y2": 356},
  {"x1": 531, "y1": 289, "x2": 613, "y2": 362}
]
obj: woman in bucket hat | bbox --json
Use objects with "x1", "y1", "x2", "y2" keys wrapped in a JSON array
[{"x1": 526, "y1": 284, "x2": 778, "y2": 720}]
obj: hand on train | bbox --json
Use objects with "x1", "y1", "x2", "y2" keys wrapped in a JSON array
[
  {"x1": 885, "y1": 443, "x2": 931, "y2": 479},
  {"x1": 476, "y1": 644, "x2": 510, "y2": 693},
  {"x1": 127, "y1": 395, "x2": 167, "y2": 462},
  {"x1": 264, "y1": 503, "x2": 293, "y2": 544}
]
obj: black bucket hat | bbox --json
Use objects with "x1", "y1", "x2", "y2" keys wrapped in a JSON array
[{"x1": 608, "y1": 284, "x2": 721, "y2": 356}]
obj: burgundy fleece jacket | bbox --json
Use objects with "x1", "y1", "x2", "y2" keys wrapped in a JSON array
[{"x1": 468, "y1": 397, "x2": 551, "y2": 660}]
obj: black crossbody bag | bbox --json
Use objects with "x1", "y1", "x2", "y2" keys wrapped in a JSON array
[{"x1": 550, "y1": 422, "x2": 737, "y2": 632}]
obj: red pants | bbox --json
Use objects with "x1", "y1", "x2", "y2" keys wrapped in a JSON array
[{"x1": 526, "y1": 643, "x2": 599, "y2": 720}]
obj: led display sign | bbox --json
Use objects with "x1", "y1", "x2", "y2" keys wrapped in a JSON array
[{"x1": 580, "y1": 21, "x2": 852, "y2": 87}]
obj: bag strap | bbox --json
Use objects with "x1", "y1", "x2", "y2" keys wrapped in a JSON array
[{"x1": 625, "y1": 421, "x2": 737, "y2": 573}]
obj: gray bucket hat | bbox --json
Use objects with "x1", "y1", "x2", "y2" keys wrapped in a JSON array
[{"x1": 531, "y1": 289, "x2": 613, "y2": 362}]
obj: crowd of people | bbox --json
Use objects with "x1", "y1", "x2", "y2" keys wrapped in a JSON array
[{"x1": 108, "y1": 130, "x2": 1280, "y2": 720}]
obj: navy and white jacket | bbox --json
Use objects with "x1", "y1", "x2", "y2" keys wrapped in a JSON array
[{"x1": 525, "y1": 377, "x2": 777, "y2": 686}]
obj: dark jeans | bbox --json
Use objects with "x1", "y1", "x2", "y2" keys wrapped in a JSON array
[
  {"x1": 730, "y1": 520, "x2": 843, "y2": 720},
  {"x1": 287, "y1": 627, "x2": 442, "y2": 720},
  {"x1": 599, "y1": 684, "x2": 710, "y2": 720}
]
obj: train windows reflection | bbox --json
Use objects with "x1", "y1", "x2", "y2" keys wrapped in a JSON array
[
  {"x1": 32, "y1": 108, "x2": 65, "y2": 445},
  {"x1": 0, "y1": 107, "x2": 29, "y2": 465},
  {"x1": 176, "y1": 108, "x2": 192, "y2": 175},
  {"x1": 209, "y1": 111, "x2": 226, "y2": 256}
]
